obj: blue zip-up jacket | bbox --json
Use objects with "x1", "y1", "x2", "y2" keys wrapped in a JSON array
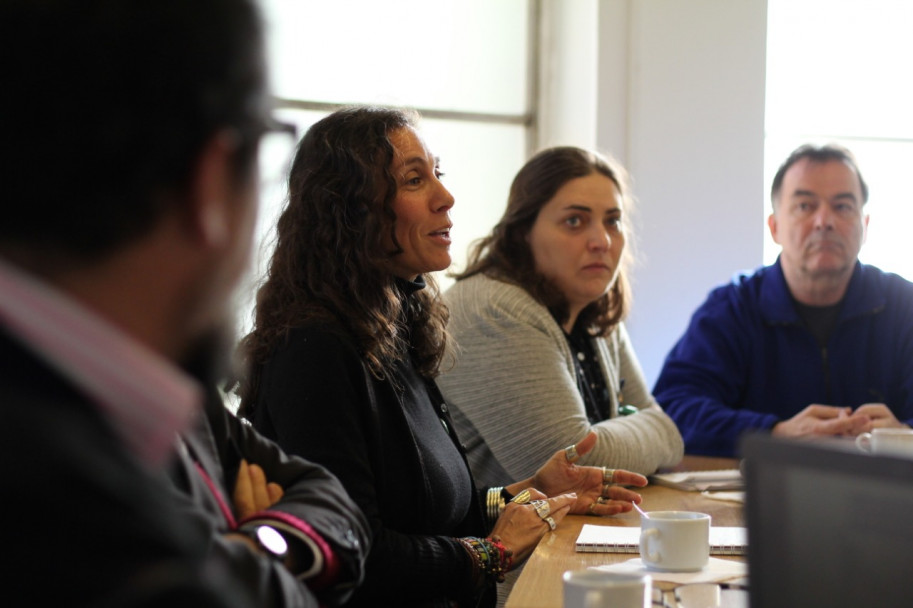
[{"x1": 653, "y1": 257, "x2": 913, "y2": 457}]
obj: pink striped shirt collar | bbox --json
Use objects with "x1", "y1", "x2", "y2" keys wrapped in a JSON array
[{"x1": 0, "y1": 257, "x2": 201, "y2": 468}]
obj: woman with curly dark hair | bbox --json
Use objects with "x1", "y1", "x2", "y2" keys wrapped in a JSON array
[{"x1": 236, "y1": 107, "x2": 646, "y2": 608}]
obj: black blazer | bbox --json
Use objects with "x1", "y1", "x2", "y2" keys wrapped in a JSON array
[{"x1": 248, "y1": 322, "x2": 496, "y2": 608}]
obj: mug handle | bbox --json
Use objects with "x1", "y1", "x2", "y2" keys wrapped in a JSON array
[
  {"x1": 640, "y1": 528, "x2": 660, "y2": 563},
  {"x1": 856, "y1": 432, "x2": 873, "y2": 453}
]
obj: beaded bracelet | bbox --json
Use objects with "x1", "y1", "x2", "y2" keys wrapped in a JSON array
[
  {"x1": 487, "y1": 535, "x2": 513, "y2": 581},
  {"x1": 457, "y1": 535, "x2": 514, "y2": 584}
]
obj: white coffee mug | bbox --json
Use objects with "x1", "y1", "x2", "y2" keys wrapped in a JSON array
[
  {"x1": 856, "y1": 428, "x2": 913, "y2": 457},
  {"x1": 639, "y1": 511, "x2": 710, "y2": 572},
  {"x1": 562, "y1": 569, "x2": 651, "y2": 608}
]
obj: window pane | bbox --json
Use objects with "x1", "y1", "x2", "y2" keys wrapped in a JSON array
[
  {"x1": 261, "y1": 0, "x2": 530, "y2": 115},
  {"x1": 418, "y1": 118, "x2": 527, "y2": 290},
  {"x1": 850, "y1": 140, "x2": 913, "y2": 278},
  {"x1": 766, "y1": 0, "x2": 913, "y2": 140}
]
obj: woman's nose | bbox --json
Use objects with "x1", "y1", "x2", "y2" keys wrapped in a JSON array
[
  {"x1": 588, "y1": 227, "x2": 611, "y2": 250},
  {"x1": 433, "y1": 180, "x2": 455, "y2": 212}
]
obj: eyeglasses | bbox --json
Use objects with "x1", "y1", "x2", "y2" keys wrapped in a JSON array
[
  {"x1": 264, "y1": 118, "x2": 298, "y2": 139},
  {"x1": 256, "y1": 118, "x2": 298, "y2": 194},
  {"x1": 651, "y1": 582, "x2": 749, "y2": 608}
]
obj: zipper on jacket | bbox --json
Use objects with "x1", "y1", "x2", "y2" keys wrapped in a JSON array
[{"x1": 821, "y1": 346, "x2": 831, "y2": 403}]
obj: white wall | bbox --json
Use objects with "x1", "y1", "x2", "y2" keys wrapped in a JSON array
[
  {"x1": 537, "y1": 0, "x2": 599, "y2": 150},
  {"x1": 595, "y1": 0, "x2": 768, "y2": 387}
]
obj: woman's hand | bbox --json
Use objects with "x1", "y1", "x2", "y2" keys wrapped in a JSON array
[
  {"x1": 490, "y1": 490, "x2": 576, "y2": 567},
  {"x1": 523, "y1": 431, "x2": 648, "y2": 516}
]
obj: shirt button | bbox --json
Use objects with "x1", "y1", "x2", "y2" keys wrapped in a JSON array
[{"x1": 440, "y1": 403, "x2": 448, "y2": 413}]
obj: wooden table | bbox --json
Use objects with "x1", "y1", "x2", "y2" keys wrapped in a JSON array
[{"x1": 505, "y1": 457, "x2": 743, "y2": 608}]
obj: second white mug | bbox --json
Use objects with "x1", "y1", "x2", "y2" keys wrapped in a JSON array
[
  {"x1": 856, "y1": 428, "x2": 913, "y2": 457},
  {"x1": 562, "y1": 569, "x2": 652, "y2": 608},
  {"x1": 639, "y1": 511, "x2": 710, "y2": 572}
]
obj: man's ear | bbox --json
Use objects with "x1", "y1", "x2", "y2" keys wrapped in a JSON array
[
  {"x1": 767, "y1": 212, "x2": 780, "y2": 245},
  {"x1": 186, "y1": 131, "x2": 240, "y2": 250}
]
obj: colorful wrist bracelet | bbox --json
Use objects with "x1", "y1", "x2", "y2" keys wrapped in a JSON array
[{"x1": 458, "y1": 536, "x2": 513, "y2": 584}]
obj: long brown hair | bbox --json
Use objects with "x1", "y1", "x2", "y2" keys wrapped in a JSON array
[
  {"x1": 454, "y1": 146, "x2": 632, "y2": 335},
  {"x1": 236, "y1": 106, "x2": 449, "y2": 414}
]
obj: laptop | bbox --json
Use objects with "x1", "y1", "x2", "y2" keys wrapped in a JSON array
[{"x1": 741, "y1": 433, "x2": 913, "y2": 608}]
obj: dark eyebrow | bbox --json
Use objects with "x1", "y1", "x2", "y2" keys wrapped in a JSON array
[
  {"x1": 561, "y1": 204, "x2": 621, "y2": 213},
  {"x1": 400, "y1": 154, "x2": 438, "y2": 172},
  {"x1": 401, "y1": 157, "x2": 426, "y2": 168},
  {"x1": 792, "y1": 189, "x2": 858, "y2": 203}
]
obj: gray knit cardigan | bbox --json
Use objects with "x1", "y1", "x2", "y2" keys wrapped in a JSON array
[{"x1": 438, "y1": 273, "x2": 684, "y2": 485}]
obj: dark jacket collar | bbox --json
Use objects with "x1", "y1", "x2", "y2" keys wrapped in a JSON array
[
  {"x1": 760, "y1": 256, "x2": 884, "y2": 324},
  {"x1": 394, "y1": 275, "x2": 426, "y2": 296}
]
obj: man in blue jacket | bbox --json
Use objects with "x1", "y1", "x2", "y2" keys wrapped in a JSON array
[{"x1": 654, "y1": 144, "x2": 913, "y2": 457}]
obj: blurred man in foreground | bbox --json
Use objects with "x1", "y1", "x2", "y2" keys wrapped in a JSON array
[{"x1": 1, "y1": 1, "x2": 368, "y2": 604}]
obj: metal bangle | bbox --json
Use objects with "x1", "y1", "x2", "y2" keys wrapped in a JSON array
[{"x1": 487, "y1": 487, "x2": 506, "y2": 521}]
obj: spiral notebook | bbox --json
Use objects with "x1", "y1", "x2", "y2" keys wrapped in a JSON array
[
  {"x1": 649, "y1": 468, "x2": 743, "y2": 492},
  {"x1": 575, "y1": 524, "x2": 747, "y2": 556}
]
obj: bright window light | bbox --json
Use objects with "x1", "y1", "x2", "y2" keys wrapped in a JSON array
[
  {"x1": 233, "y1": 1, "x2": 532, "y2": 337},
  {"x1": 765, "y1": 0, "x2": 913, "y2": 279}
]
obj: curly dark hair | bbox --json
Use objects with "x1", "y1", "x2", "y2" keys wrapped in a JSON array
[
  {"x1": 453, "y1": 146, "x2": 633, "y2": 335},
  {"x1": 237, "y1": 106, "x2": 450, "y2": 414}
]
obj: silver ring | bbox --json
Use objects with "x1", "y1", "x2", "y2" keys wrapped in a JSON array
[
  {"x1": 587, "y1": 503, "x2": 598, "y2": 515},
  {"x1": 565, "y1": 445, "x2": 579, "y2": 463},
  {"x1": 531, "y1": 499, "x2": 551, "y2": 519},
  {"x1": 596, "y1": 496, "x2": 608, "y2": 505},
  {"x1": 511, "y1": 489, "x2": 532, "y2": 505},
  {"x1": 544, "y1": 516, "x2": 557, "y2": 530},
  {"x1": 602, "y1": 482, "x2": 613, "y2": 496},
  {"x1": 602, "y1": 467, "x2": 615, "y2": 484}
]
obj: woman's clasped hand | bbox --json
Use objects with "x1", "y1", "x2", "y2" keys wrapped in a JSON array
[{"x1": 490, "y1": 489, "x2": 575, "y2": 565}]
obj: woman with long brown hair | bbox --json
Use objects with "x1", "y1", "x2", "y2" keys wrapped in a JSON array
[{"x1": 438, "y1": 146, "x2": 683, "y2": 490}]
